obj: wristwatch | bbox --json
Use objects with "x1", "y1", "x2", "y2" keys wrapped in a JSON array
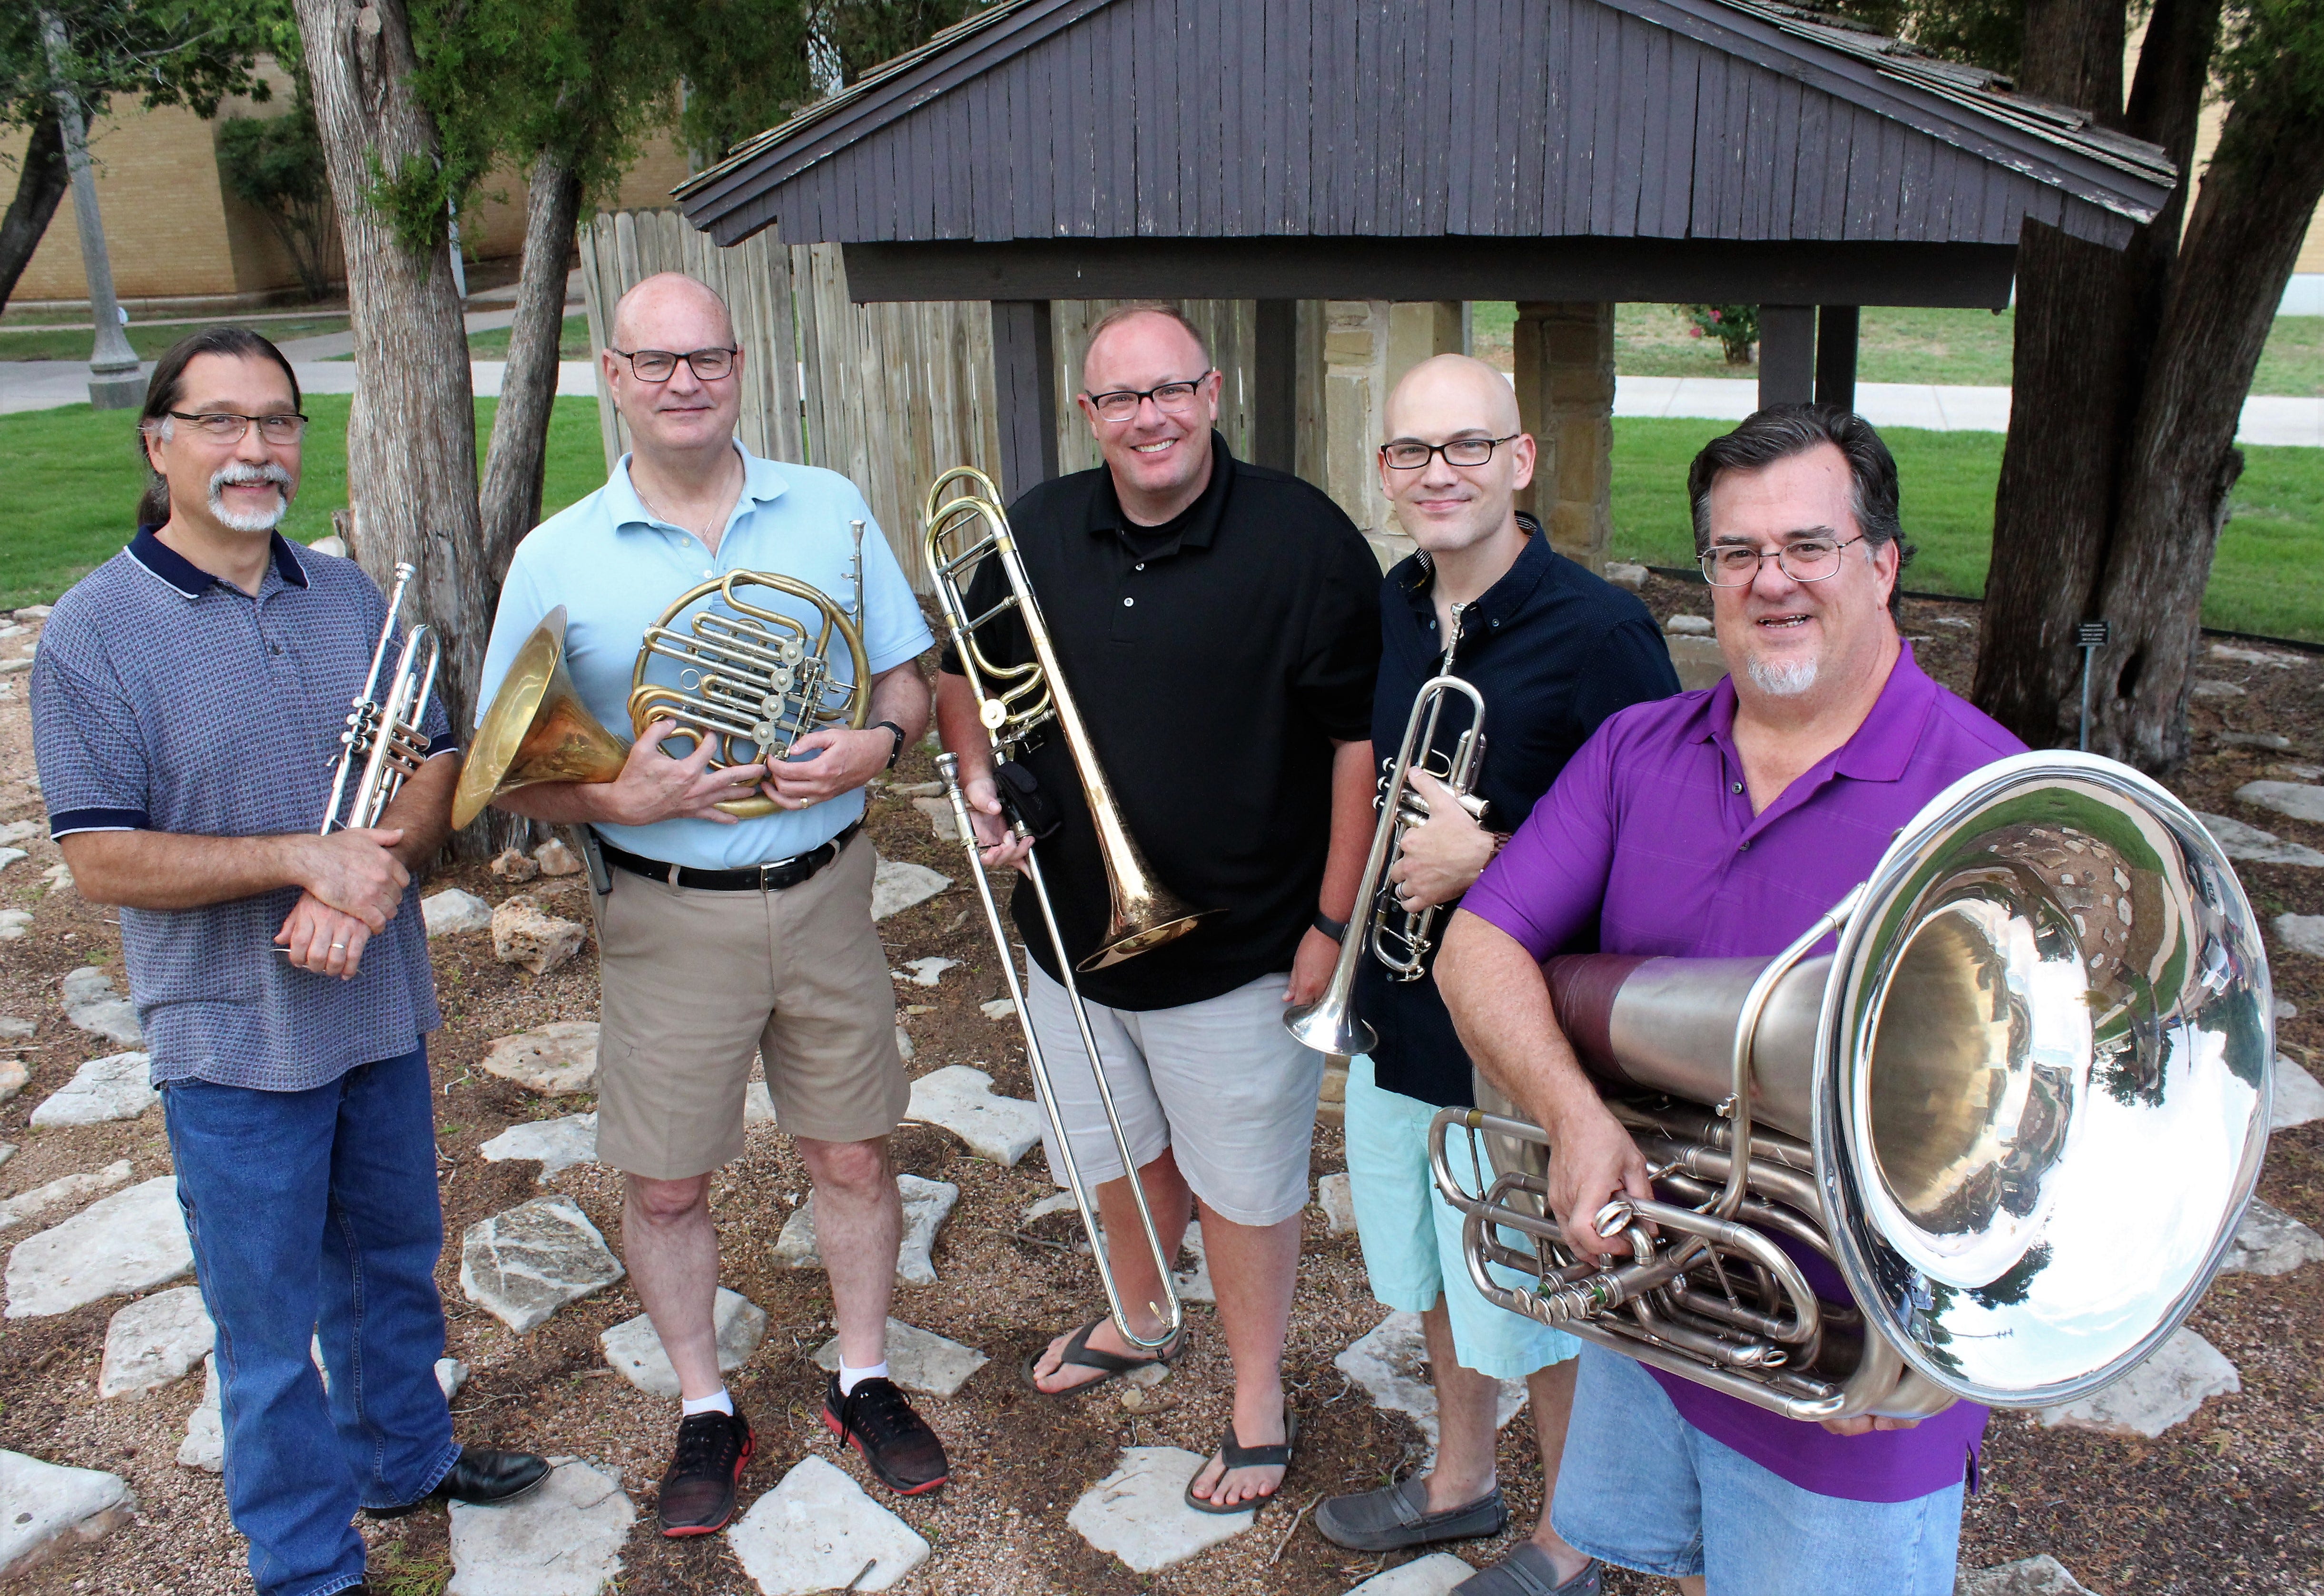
[
  {"x1": 1312, "y1": 910, "x2": 1349, "y2": 943},
  {"x1": 873, "y1": 720, "x2": 907, "y2": 771}
]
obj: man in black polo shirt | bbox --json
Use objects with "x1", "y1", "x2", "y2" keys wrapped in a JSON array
[
  {"x1": 1313, "y1": 355, "x2": 1675, "y2": 1596},
  {"x1": 936, "y1": 303, "x2": 1380, "y2": 1512}
]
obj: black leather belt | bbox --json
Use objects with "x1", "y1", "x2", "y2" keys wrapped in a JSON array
[{"x1": 595, "y1": 821, "x2": 862, "y2": 892}]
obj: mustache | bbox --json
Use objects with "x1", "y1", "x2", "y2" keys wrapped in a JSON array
[{"x1": 211, "y1": 462, "x2": 294, "y2": 492}]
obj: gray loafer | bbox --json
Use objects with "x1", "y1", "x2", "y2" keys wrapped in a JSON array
[
  {"x1": 1313, "y1": 1474, "x2": 1507, "y2": 1551},
  {"x1": 1452, "y1": 1543, "x2": 1601, "y2": 1596}
]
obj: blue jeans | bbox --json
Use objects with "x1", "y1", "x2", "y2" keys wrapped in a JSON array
[
  {"x1": 163, "y1": 1042, "x2": 460, "y2": 1596},
  {"x1": 1552, "y1": 1346, "x2": 1965, "y2": 1595}
]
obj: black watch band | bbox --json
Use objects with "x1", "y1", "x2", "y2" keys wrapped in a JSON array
[
  {"x1": 1313, "y1": 911, "x2": 1349, "y2": 943},
  {"x1": 874, "y1": 720, "x2": 907, "y2": 771}
]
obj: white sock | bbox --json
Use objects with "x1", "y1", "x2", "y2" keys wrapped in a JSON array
[
  {"x1": 680, "y1": 1387, "x2": 734, "y2": 1418},
  {"x1": 837, "y1": 1361, "x2": 889, "y2": 1395}
]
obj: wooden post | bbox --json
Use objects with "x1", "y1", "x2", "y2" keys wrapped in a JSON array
[
  {"x1": 993, "y1": 299, "x2": 1057, "y2": 499},
  {"x1": 1511, "y1": 302, "x2": 1616, "y2": 573},
  {"x1": 1252, "y1": 299, "x2": 1298, "y2": 472},
  {"x1": 1758, "y1": 304, "x2": 1816, "y2": 408},
  {"x1": 1815, "y1": 306, "x2": 1861, "y2": 413}
]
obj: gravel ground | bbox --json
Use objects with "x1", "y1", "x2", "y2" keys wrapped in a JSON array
[{"x1": 0, "y1": 582, "x2": 2318, "y2": 1596}]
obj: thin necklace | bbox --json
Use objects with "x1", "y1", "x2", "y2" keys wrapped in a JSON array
[{"x1": 634, "y1": 458, "x2": 740, "y2": 543}]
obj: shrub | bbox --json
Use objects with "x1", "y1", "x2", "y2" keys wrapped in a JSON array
[
  {"x1": 1683, "y1": 304, "x2": 1759, "y2": 365},
  {"x1": 216, "y1": 103, "x2": 335, "y2": 300}
]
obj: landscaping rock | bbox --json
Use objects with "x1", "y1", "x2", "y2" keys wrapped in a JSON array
[
  {"x1": 28, "y1": 1051, "x2": 155, "y2": 1126},
  {"x1": 0, "y1": 1061, "x2": 23, "y2": 1105},
  {"x1": 2279, "y1": 999, "x2": 2299, "y2": 1021},
  {"x1": 447, "y1": 1457, "x2": 633, "y2": 1596},
  {"x1": 39, "y1": 861, "x2": 71, "y2": 895},
  {"x1": 0, "y1": 1160, "x2": 132, "y2": 1231},
  {"x1": 0, "y1": 1145, "x2": 12, "y2": 1170},
  {"x1": 2222, "y1": 1198, "x2": 2324, "y2": 1277},
  {"x1": 1336, "y1": 1311, "x2": 1525, "y2": 1460},
  {"x1": 177, "y1": 1356, "x2": 222, "y2": 1471},
  {"x1": 773, "y1": 1174, "x2": 958, "y2": 1286},
  {"x1": 99, "y1": 1285, "x2": 214, "y2": 1398},
  {"x1": 491, "y1": 896, "x2": 586, "y2": 976},
  {"x1": 728, "y1": 1455, "x2": 929, "y2": 1594},
  {"x1": 2191, "y1": 680, "x2": 2245, "y2": 699},
  {"x1": 1318, "y1": 1172, "x2": 1356, "y2": 1234},
  {"x1": 5, "y1": 1176, "x2": 191, "y2": 1318},
  {"x1": 1954, "y1": 1553, "x2": 2101, "y2": 1594},
  {"x1": 479, "y1": 1113, "x2": 599, "y2": 1179},
  {"x1": 423, "y1": 888, "x2": 494, "y2": 937},
  {"x1": 0, "y1": 821, "x2": 35, "y2": 847},
  {"x1": 2038, "y1": 1327, "x2": 2237, "y2": 1438},
  {"x1": 871, "y1": 855, "x2": 949, "y2": 920},
  {"x1": 905, "y1": 1064, "x2": 1045, "y2": 1165},
  {"x1": 2273, "y1": 1057, "x2": 2324, "y2": 1130},
  {"x1": 599, "y1": 1288, "x2": 766, "y2": 1397},
  {"x1": 2195, "y1": 812, "x2": 2324, "y2": 868},
  {"x1": 489, "y1": 847, "x2": 541, "y2": 882},
  {"x1": 894, "y1": 956, "x2": 958, "y2": 986},
  {"x1": 745, "y1": 1080, "x2": 776, "y2": 1123},
  {"x1": 0, "y1": 1450, "x2": 137, "y2": 1581},
  {"x1": 980, "y1": 998, "x2": 1018, "y2": 1021},
  {"x1": 813, "y1": 1317, "x2": 988, "y2": 1397},
  {"x1": 2275, "y1": 914, "x2": 2324, "y2": 960},
  {"x1": 14, "y1": 605, "x2": 51, "y2": 620},
  {"x1": 1663, "y1": 613, "x2": 1713, "y2": 635},
  {"x1": 895, "y1": 1026, "x2": 914, "y2": 1063},
  {"x1": 437, "y1": 1358, "x2": 468, "y2": 1400},
  {"x1": 0, "y1": 847, "x2": 25, "y2": 871},
  {"x1": 481, "y1": 1022, "x2": 599, "y2": 1096},
  {"x1": 2238, "y1": 780, "x2": 2324, "y2": 826},
  {"x1": 59, "y1": 967, "x2": 141, "y2": 1047},
  {"x1": 912, "y1": 794, "x2": 962, "y2": 842},
  {"x1": 1173, "y1": 1220, "x2": 1215, "y2": 1305},
  {"x1": 534, "y1": 838, "x2": 582, "y2": 876},
  {"x1": 1346, "y1": 1553, "x2": 1479, "y2": 1595},
  {"x1": 459, "y1": 1195, "x2": 624, "y2": 1334},
  {"x1": 0, "y1": 909, "x2": 30, "y2": 940},
  {"x1": 1604, "y1": 562, "x2": 1647, "y2": 591},
  {"x1": 0, "y1": 1017, "x2": 30, "y2": 1040},
  {"x1": 1066, "y1": 1447, "x2": 1257, "y2": 1571},
  {"x1": 2219, "y1": 731, "x2": 2293, "y2": 751}
]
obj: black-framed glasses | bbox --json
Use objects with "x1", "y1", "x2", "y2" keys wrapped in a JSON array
[
  {"x1": 1698, "y1": 535, "x2": 1865, "y2": 586},
  {"x1": 1084, "y1": 370, "x2": 1214, "y2": 423},
  {"x1": 164, "y1": 410, "x2": 309, "y2": 443},
  {"x1": 611, "y1": 346, "x2": 738, "y2": 382},
  {"x1": 1380, "y1": 435, "x2": 1519, "y2": 470}
]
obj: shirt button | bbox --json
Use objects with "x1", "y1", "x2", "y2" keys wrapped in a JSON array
[
  {"x1": 1123, "y1": 596, "x2": 1135, "y2": 607},
  {"x1": 1739, "y1": 841, "x2": 1752, "y2": 852},
  {"x1": 1731, "y1": 782, "x2": 1743, "y2": 793},
  {"x1": 1134, "y1": 562, "x2": 1145, "y2": 571},
  {"x1": 270, "y1": 644, "x2": 283, "y2": 656}
]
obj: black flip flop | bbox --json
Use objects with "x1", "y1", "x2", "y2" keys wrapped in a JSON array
[
  {"x1": 1183, "y1": 1410, "x2": 1299, "y2": 1515},
  {"x1": 1019, "y1": 1317, "x2": 1187, "y2": 1398}
]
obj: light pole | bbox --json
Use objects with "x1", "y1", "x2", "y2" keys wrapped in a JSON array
[{"x1": 39, "y1": 10, "x2": 143, "y2": 410}]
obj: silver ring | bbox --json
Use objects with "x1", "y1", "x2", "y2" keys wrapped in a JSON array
[{"x1": 331, "y1": 941, "x2": 347, "y2": 950}]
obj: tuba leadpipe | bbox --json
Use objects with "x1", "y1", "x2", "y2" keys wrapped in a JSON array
[{"x1": 323, "y1": 560, "x2": 440, "y2": 834}]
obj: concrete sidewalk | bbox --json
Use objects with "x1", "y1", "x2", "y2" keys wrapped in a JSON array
[{"x1": 0, "y1": 359, "x2": 599, "y2": 415}]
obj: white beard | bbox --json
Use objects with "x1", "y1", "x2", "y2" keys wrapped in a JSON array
[
  {"x1": 208, "y1": 464, "x2": 292, "y2": 532},
  {"x1": 1746, "y1": 654, "x2": 1819, "y2": 697}
]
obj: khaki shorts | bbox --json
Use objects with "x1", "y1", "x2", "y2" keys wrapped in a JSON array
[{"x1": 591, "y1": 830, "x2": 906, "y2": 1178}]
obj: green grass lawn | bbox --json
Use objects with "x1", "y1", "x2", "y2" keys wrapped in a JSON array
[
  {"x1": 0, "y1": 316, "x2": 354, "y2": 362},
  {"x1": 462, "y1": 313, "x2": 595, "y2": 361},
  {"x1": 2, "y1": 394, "x2": 606, "y2": 609}
]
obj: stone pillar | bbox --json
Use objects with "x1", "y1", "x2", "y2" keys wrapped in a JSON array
[
  {"x1": 1307, "y1": 300, "x2": 1466, "y2": 570},
  {"x1": 1511, "y1": 301, "x2": 1615, "y2": 573}
]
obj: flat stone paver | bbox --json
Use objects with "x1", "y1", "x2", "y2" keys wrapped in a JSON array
[
  {"x1": 0, "y1": 1450, "x2": 137, "y2": 1581},
  {"x1": 59, "y1": 968, "x2": 141, "y2": 1047},
  {"x1": 99, "y1": 1285, "x2": 214, "y2": 1398},
  {"x1": 871, "y1": 856, "x2": 950, "y2": 920},
  {"x1": 2277, "y1": 914, "x2": 2324, "y2": 959},
  {"x1": 1066, "y1": 1446, "x2": 1256, "y2": 1572},
  {"x1": 481, "y1": 1023, "x2": 600, "y2": 1096},
  {"x1": 1345, "y1": 1552, "x2": 1478, "y2": 1595},
  {"x1": 423, "y1": 888, "x2": 494, "y2": 937},
  {"x1": 6, "y1": 1176, "x2": 192, "y2": 1318},
  {"x1": 178, "y1": 1355, "x2": 222, "y2": 1471},
  {"x1": 2239, "y1": 781, "x2": 2324, "y2": 826},
  {"x1": 0, "y1": 909, "x2": 30, "y2": 940},
  {"x1": 28, "y1": 1051, "x2": 155, "y2": 1126},
  {"x1": 2196, "y1": 812, "x2": 2324, "y2": 868},
  {"x1": 2275, "y1": 1056, "x2": 2324, "y2": 1130},
  {"x1": 1954, "y1": 1553, "x2": 2101, "y2": 1594},
  {"x1": 2038, "y1": 1327, "x2": 2238, "y2": 1438},
  {"x1": 728, "y1": 1455, "x2": 930, "y2": 1593},
  {"x1": 814, "y1": 1317, "x2": 989, "y2": 1397},
  {"x1": 894, "y1": 956, "x2": 958, "y2": 986},
  {"x1": 447, "y1": 1457, "x2": 633, "y2": 1596},
  {"x1": 2222, "y1": 1198, "x2": 2324, "y2": 1276},
  {"x1": 1318, "y1": 1172, "x2": 1356, "y2": 1234},
  {"x1": 479, "y1": 1113, "x2": 599, "y2": 1178},
  {"x1": 773, "y1": 1175, "x2": 958, "y2": 1286},
  {"x1": 1336, "y1": 1311, "x2": 1525, "y2": 1461},
  {"x1": 905, "y1": 1065, "x2": 1045, "y2": 1165},
  {"x1": 600, "y1": 1288, "x2": 766, "y2": 1396},
  {"x1": 460, "y1": 1195, "x2": 624, "y2": 1333},
  {"x1": 0, "y1": 1159, "x2": 131, "y2": 1231}
]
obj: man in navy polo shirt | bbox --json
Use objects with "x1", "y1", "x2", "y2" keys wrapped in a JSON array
[
  {"x1": 1313, "y1": 355, "x2": 1676, "y2": 1596},
  {"x1": 32, "y1": 327, "x2": 548, "y2": 1596}
]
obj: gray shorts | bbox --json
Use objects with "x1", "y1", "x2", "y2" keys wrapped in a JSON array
[{"x1": 1021, "y1": 961, "x2": 1324, "y2": 1226}]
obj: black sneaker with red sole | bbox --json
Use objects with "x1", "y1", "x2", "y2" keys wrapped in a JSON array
[
  {"x1": 655, "y1": 1409, "x2": 755, "y2": 1536},
  {"x1": 824, "y1": 1372, "x2": 949, "y2": 1495}
]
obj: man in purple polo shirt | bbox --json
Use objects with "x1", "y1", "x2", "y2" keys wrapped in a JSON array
[{"x1": 1437, "y1": 405, "x2": 2023, "y2": 1595}]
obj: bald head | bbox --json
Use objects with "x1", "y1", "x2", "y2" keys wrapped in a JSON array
[
  {"x1": 611, "y1": 272, "x2": 734, "y2": 351},
  {"x1": 1376, "y1": 352, "x2": 1535, "y2": 569},
  {"x1": 1384, "y1": 353, "x2": 1521, "y2": 441}
]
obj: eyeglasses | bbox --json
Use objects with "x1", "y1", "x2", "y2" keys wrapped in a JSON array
[
  {"x1": 1084, "y1": 371, "x2": 1214, "y2": 423},
  {"x1": 1699, "y1": 535, "x2": 1865, "y2": 586},
  {"x1": 163, "y1": 411, "x2": 309, "y2": 443},
  {"x1": 611, "y1": 346, "x2": 738, "y2": 382},
  {"x1": 1380, "y1": 435, "x2": 1520, "y2": 471}
]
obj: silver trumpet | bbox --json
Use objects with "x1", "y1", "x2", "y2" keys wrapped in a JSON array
[
  {"x1": 1430, "y1": 752, "x2": 2275, "y2": 1421},
  {"x1": 323, "y1": 561, "x2": 440, "y2": 833}
]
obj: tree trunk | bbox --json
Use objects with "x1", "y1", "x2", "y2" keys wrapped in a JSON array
[
  {"x1": 478, "y1": 147, "x2": 584, "y2": 599},
  {"x1": 2087, "y1": 88, "x2": 2324, "y2": 766},
  {"x1": 0, "y1": 108, "x2": 69, "y2": 315},
  {"x1": 291, "y1": 0, "x2": 496, "y2": 855}
]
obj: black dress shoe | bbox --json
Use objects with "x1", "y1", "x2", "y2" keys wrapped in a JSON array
[{"x1": 364, "y1": 1448, "x2": 552, "y2": 1519}]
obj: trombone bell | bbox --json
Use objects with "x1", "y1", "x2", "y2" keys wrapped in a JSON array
[{"x1": 451, "y1": 608, "x2": 631, "y2": 829}]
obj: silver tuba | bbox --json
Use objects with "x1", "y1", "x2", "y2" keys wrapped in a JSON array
[
  {"x1": 323, "y1": 561, "x2": 440, "y2": 833},
  {"x1": 1431, "y1": 752, "x2": 2274, "y2": 1421}
]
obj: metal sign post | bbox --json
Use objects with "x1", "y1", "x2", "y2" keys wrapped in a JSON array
[{"x1": 2077, "y1": 620, "x2": 2110, "y2": 753}]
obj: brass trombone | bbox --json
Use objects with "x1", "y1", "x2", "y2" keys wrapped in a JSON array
[{"x1": 324, "y1": 560, "x2": 441, "y2": 832}]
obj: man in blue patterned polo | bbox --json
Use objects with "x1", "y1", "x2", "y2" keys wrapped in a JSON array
[{"x1": 31, "y1": 327, "x2": 550, "y2": 1596}]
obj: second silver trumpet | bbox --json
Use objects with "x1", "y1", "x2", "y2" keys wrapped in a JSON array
[{"x1": 322, "y1": 560, "x2": 440, "y2": 833}]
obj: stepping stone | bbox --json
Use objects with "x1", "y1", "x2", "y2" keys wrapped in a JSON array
[
  {"x1": 0, "y1": 1061, "x2": 22, "y2": 1104},
  {"x1": 911, "y1": 795, "x2": 963, "y2": 841},
  {"x1": 479, "y1": 1113, "x2": 599, "y2": 1179},
  {"x1": 0, "y1": 1159, "x2": 132, "y2": 1231},
  {"x1": 2196, "y1": 812, "x2": 2324, "y2": 868},
  {"x1": 1174, "y1": 1221, "x2": 1214, "y2": 1304},
  {"x1": 0, "y1": 1145, "x2": 11, "y2": 1170},
  {"x1": 59, "y1": 968, "x2": 141, "y2": 1047},
  {"x1": 871, "y1": 855, "x2": 950, "y2": 920},
  {"x1": 99, "y1": 1285, "x2": 214, "y2": 1398},
  {"x1": 2222, "y1": 1199, "x2": 2324, "y2": 1276},
  {"x1": 0, "y1": 821, "x2": 35, "y2": 847},
  {"x1": 813, "y1": 1317, "x2": 989, "y2": 1397},
  {"x1": 1955, "y1": 1554, "x2": 2101, "y2": 1595},
  {"x1": 746, "y1": 1080, "x2": 777, "y2": 1123},
  {"x1": 0, "y1": 1450, "x2": 137, "y2": 1581},
  {"x1": 447, "y1": 1457, "x2": 633, "y2": 1596},
  {"x1": 28, "y1": 1051, "x2": 155, "y2": 1126},
  {"x1": 423, "y1": 888, "x2": 494, "y2": 937},
  {"x1": 0, "y1": 909, "x2": 29, "y2": 940},
  {"x1": 0, "y1": 848, "x2": 24, "y2": 871},
  {"x1": 2276, "y1": 914, "x2": 2324, "y2": 959},
  {"x1": 894, "y1": 956, "x2": 957, "y2": 986},
  {"x1": 438, "y1": 1357, "x2": 469, "y2": 1400},
  {"x1": 1067, "y1": 1446, "x2": 1258, "y2": 1571},
  {"x1": 178, "y1": 1355, "x2": 223, "y2": 1471},
  {"x1": 729, "y1": 1455, "x2": 929, "y2": 1594},
  {"x1": 1318, "y1": 1172, "x2": 1357, "y2": 1234},
  {"x1": 2238, "y1": 780, "x2": 2324, "y2": 826},
  {"x1": 481, "y1": 1022, "x2": 600, "y2": 1096},
  {"x1": 492, "y1": 897, "x2": 587, "y2": 976},
  {"x1": 5, "y1": 1176, "x2": 191, "y2": 1318},
  {"x1": 2275, "y1": 1056, "x2": 2324, "y2": 1130},
  {"x1": 773, "y1": 1175, "x2": 958, "y2": 1287},
  {"x1": 1346, "y1": 1553, "x2": 1478, "y2": 1595},
  {"x1": 460, "y1": 1195, "x2": 624, "y2": 1334},
  {"x1": 1336, "y1": 1311, "x2": 1525, "y2": 1461},
  {"x1": 600, "y1": 1288, "x2": 766, "y2": 1397},
  {"x1": 2192, "y1": 680, "x2": 2245, "y2": 698},
  {"x1": 979, "y1": 997, "x2": 1018, "y2": 1021},
  {"x1": 2210, "y1": 642, "x2": 2304, "y2": 668},
  {"x1": 905, "y1": 1065, "x2": 1045, "y2": 1165},
  {"x1": 0, "y1": 1017, "x2": 32, "y2": 1040},
  {"x1": 887, "y1": 780, "x2": 944, "y2": 798},
  {"x1": 2219, "y1": 731, "x2": 2293, "y2": 750},
  {"x1": 895, "y1": 1026, "x2": 914, "y2": 1063},
  {"x1": 1663, "y1": 614, "x2": 1712, "y2": 635},
  {"x1": 2038, "y1": 1327, "x2": 2238, "y2": 1438}
]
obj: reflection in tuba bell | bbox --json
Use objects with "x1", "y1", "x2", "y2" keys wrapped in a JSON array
[{"x1": 1431, "y1": 752, "x2": 2273, "y2": 1422}]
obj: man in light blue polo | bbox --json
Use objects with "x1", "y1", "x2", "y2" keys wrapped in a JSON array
[{"x1": 474, "y1": 272, "x2": 943, "y2": 1534}]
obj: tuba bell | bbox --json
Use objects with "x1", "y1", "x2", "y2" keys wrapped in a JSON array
[{"x1": 1431, "y1": 751, "x2": 2274, "y2": 1421}]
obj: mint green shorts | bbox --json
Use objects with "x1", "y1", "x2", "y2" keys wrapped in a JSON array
[{"x1": 1343, "y1": 1053, "x2": 1581, "y2": 1381}]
